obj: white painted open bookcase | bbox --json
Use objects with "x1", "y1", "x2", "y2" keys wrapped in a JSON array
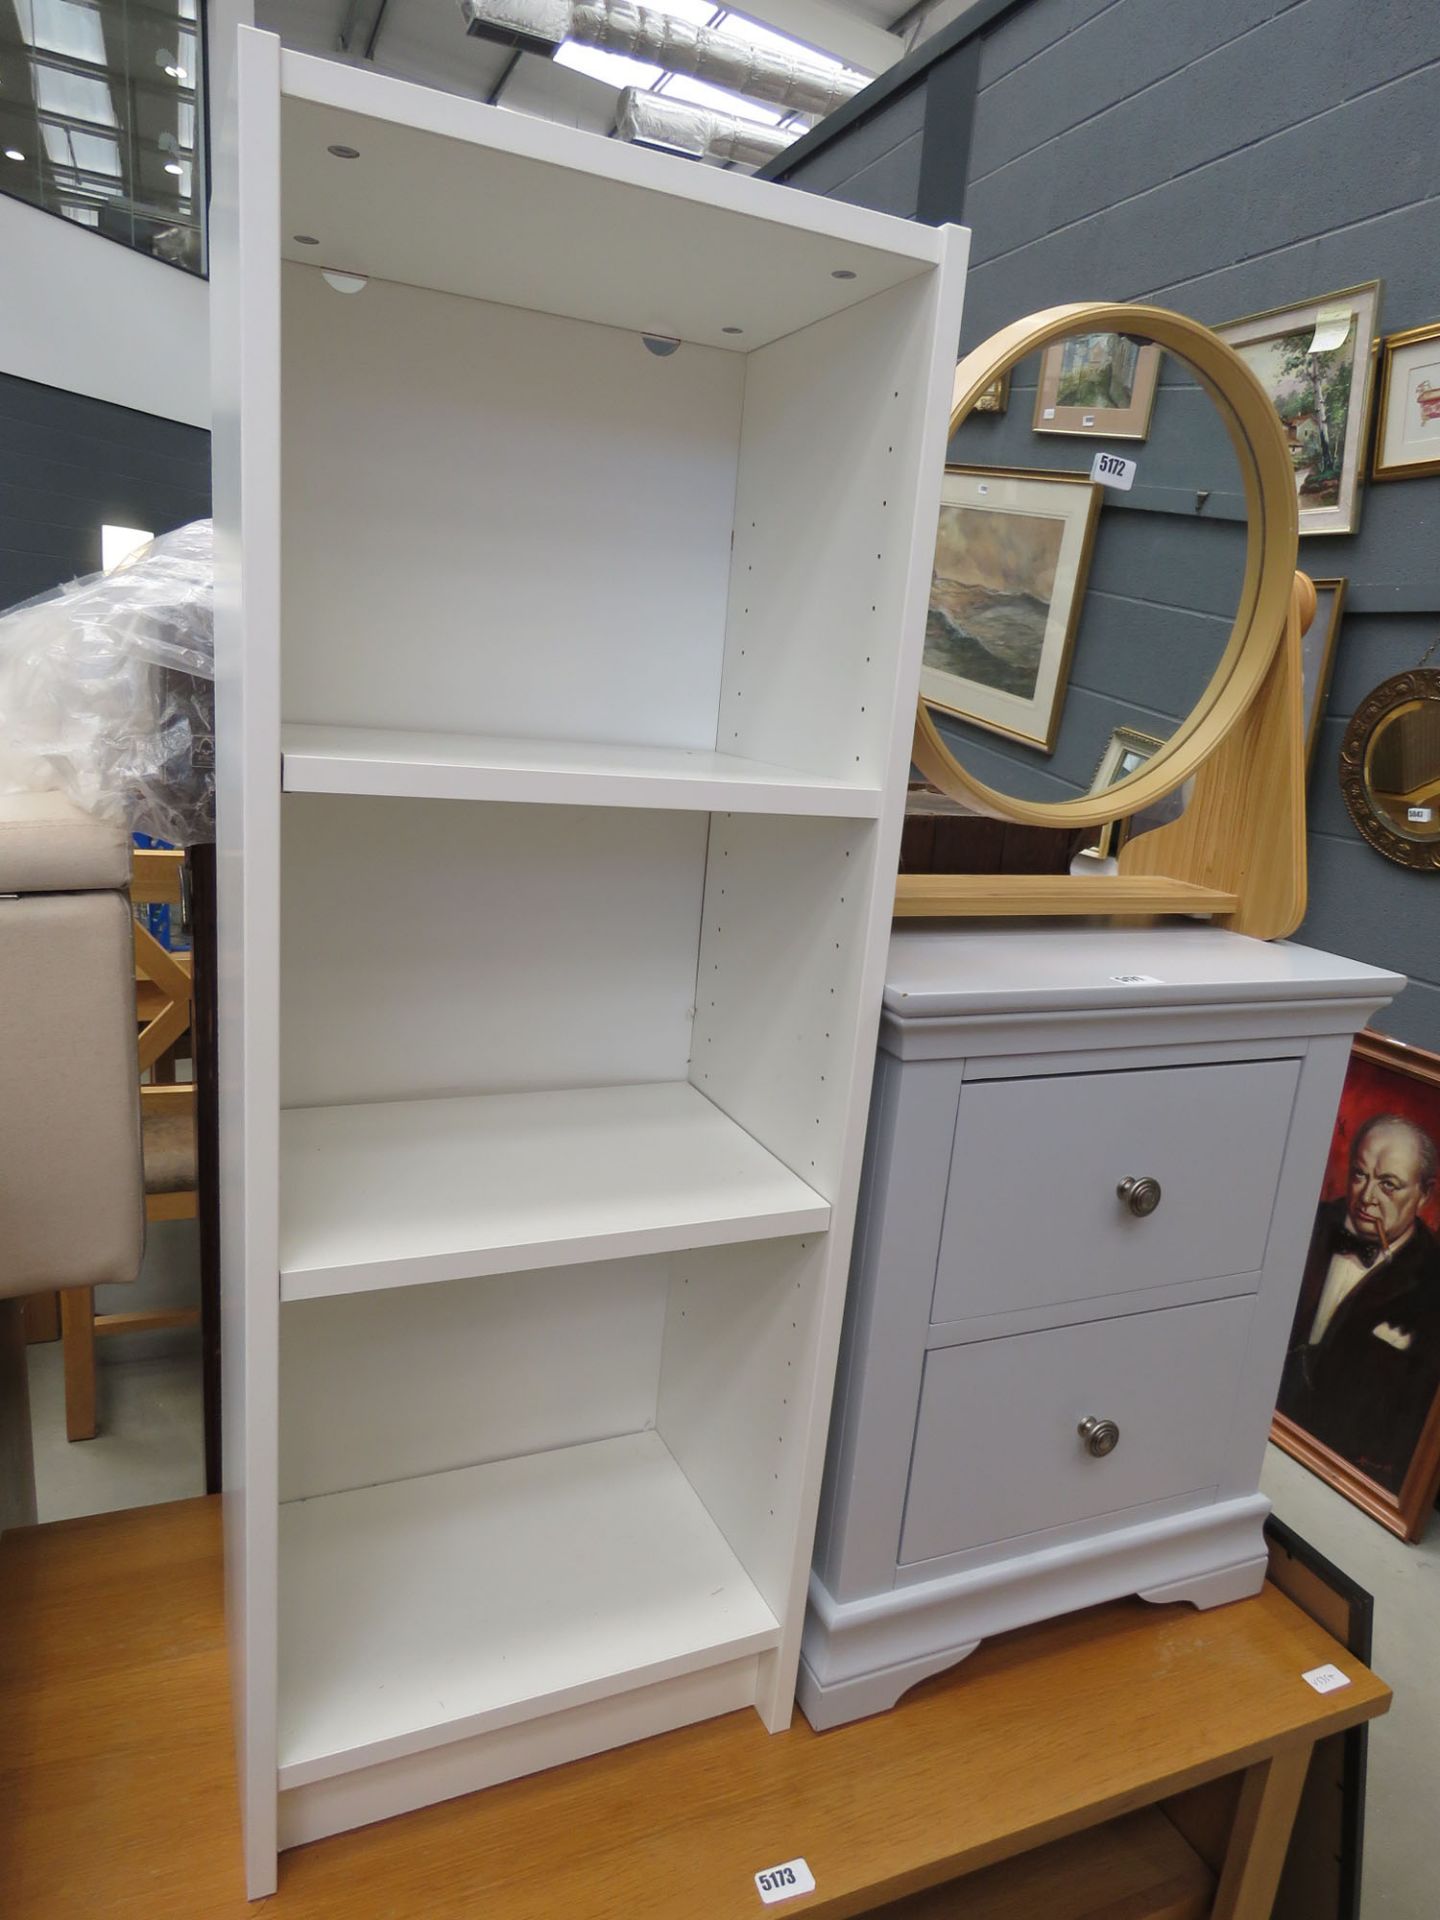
[{"x1": 213, "y1": 28, "x2": 966, "y2": 1896}]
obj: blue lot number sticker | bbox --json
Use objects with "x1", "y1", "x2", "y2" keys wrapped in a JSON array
[{"x1": 755, "y1": 1857, "x2": 816, "y2": 1904}]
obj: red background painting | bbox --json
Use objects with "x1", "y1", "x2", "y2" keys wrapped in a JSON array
[{"x1": 1322, "y1": 1046, "x2": 1440, "y2": 1229}]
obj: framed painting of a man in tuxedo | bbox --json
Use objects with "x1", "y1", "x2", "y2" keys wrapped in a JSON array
[{"x1": 1274, "y1": 1030, "x2": 1440, "y2": 1540}]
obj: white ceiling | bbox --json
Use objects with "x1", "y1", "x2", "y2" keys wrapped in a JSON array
[{"x1": 254, "y1": 0, "x2": 911, "y2": 148}]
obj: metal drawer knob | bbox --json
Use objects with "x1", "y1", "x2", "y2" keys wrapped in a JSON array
[
  {"x1": 1118, "y1": 1174, "x2": 1162, "y2": 1217},
  {"x1": 1078, "y1": 1415, "x2": 1120, "y2": 1458}
]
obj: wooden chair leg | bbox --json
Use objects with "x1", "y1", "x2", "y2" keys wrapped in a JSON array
[
  {"x1": 60, "y1": 1287, "x2": 98, "y2": 1443},
  {"x1": 22, "y1": 1291, "x2": 60, "y2": 1344},
  {"x1": 0, "y1": 1298, "x2": 38, "y2": 1532}
]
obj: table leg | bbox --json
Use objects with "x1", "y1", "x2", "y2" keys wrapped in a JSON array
[{"x1": 1210, "y1": 1743, "x2": 1312, "y2": 1920}]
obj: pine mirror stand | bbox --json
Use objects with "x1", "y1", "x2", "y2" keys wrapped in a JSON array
[{"x1": 897, "y1": 302, "x2": 1314, "y2": 941}]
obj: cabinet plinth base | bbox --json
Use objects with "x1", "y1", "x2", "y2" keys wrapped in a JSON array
[
  {"x1": 798, "y1": 1641, "x2": 980, "y2": 1730},
  {"x1": 1137, "y1": 1557, "x2": 1269, "y2": 1611},
  {"x1": 801, "y1": 1494, "x2": 1271, "y2": 1729}
]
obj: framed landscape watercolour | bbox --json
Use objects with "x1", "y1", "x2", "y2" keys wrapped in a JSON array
[
  {"x1": 1272, "y1": 1029, "x2": 1440, "y2": 1540},
  {"x1": 1218, "y1": 283, "x2": 1381, "y2": 536},
  {"x1": 921, "y1": 466, "x2": 1101, "y2": 752},
  {"x1": 1373, "y1": 319, "x2": 1440, "y2": 480},
  {"x1": 1302, "y1": 578, "x2": 1347, "y2": 771},
  {"x1": 1033, "y1": 332, "x2": 1162, "y2": 438}
]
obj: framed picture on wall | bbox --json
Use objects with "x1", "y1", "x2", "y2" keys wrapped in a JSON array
[
  {"x1": 1090, "y1": 724, "x2": 1164, "y2": 792},
  {"x1": 1272, "y1": 1029, "x2": 1440, "y2": 1540},
  {"x1": 1372, "y1": 319, "x2": 1440, "y2": 480},
  {"x1": 1032, "y1": 332, "x2": 1162, "y2": 438},
  {"x1": 1087, "y1": 724, "x2": 1164, "y2": 857},
  {"x1": 1217, "y1": 283, "x2": 1382, "y2": 536},
  {"x1": 1302, "y1": 577, "x2": 1346, "y2": 771},
  {"x1": 921, "y1": 466, "x2": 1101, "y2": 753},
  {"x1": 955, "y1": 360, "x2": 1010, "y2": 417}
]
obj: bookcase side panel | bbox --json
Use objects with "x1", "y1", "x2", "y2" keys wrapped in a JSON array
[
  {"x1": 656, "y1": 1237, "x2": 828, "y2": 1623},
  {"x1": 689, "y1": 232, "x2": 970, "y2": 1724},
  {"x1": 214, "y1": 25, "x2": 284, "y2": 1902},
  {"x1": 719, "y1": 274, "x2": 944, "y2": 789}
]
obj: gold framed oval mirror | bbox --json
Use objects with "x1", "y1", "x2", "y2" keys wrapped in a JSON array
[
  {"x1": 914, "y1": 301, "x2": 1301, "y2": 833},
  {"x1": 1340, "y1": 668, "x2": 1440, "y2": 869}
]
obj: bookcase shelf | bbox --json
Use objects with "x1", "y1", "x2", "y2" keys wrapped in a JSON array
[
  {"x1": 280, "y1": 724, "x2": 884, "y2": 818},
  {"x1": 215, "y1": 24, "x2": 967, "y2": 1895},
  {"x1": 278, "y1": 49, "x2": 943, "y2": 348},
  {"x1": 279, "y1": 1081, "x2": 831, "y2": 1301},
  {"x1": 278, "y1": 1430, "x2": 781, "y2": 1788}
]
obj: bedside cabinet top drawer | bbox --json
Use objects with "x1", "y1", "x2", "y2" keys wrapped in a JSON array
[
  {"x1": 933, "y1": 1058, "x2": 1299, "y2": 1326},
  {"x1": 900, "y1": 1295, "x2": 1253, "y2": 1566}
]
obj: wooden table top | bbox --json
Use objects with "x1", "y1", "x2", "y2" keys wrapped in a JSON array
[{"x1": 0, "y1": 1496, "x2": 1389, "y2": 1919}]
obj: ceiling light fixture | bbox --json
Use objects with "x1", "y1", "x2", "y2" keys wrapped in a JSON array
[
  {"x1": 293, "y1": 233, "x2": 320, "y2": 246},
  {"x1": 327, "y1": 144, "x2": 360, "y2": 159},
  {"x1": 164, "y1": 160, "x2": 183, "y2": 175},
  {"x1": 831, "y1": 269, "x2": 857, "y2": 280},
  {"x1": 3, "y1": 148, "x2": 23, "y2": 162}
]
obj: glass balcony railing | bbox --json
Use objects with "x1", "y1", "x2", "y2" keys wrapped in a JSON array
[{"x1": 0, "y1": 0, "x2": 205, "y2": 276}]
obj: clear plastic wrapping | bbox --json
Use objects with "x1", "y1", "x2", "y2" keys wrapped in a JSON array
[{"x1": 0, "y1": 519, "x2": 214, "y2": 846}]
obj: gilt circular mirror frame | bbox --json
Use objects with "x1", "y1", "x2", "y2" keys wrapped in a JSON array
[
  {"x1": 914, "y1": 301, "x2": 1302, "y2": 833},
  {"x1": 1340, "y1": 668, "x2": 1440, "y2": 869}
]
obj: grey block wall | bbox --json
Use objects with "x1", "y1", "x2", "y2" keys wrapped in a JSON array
[
  {"x1": 0, "y1": 372, "x2": 211, "y2": 614},
  {"x1": 779, "y1": 0, "x2": 1440, "y2": 1051},
  {"x1": 775, "y1": 76, "x2": 926, "y2": 213}
]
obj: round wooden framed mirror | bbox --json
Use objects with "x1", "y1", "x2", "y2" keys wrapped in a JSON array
[
  {"x1": 914, "y1": 301, "x2": 1300, "y2": 832},
  {"x1": 1340, "y1": 668, "x2": 1440, "y2": 869}
]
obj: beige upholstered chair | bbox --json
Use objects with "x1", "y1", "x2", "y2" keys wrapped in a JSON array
[{"x1": 0, "y1": 792, "x2": 143, "y2": 1533}]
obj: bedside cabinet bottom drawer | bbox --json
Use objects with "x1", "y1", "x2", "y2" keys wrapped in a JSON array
[{"x1": 899, "y1": 1297, "x2": 1254, "y2": 1566}]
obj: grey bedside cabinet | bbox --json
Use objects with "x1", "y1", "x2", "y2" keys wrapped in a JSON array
[{"x1": 800, "y1": 921, "x2": 1401, "y2": 1729}]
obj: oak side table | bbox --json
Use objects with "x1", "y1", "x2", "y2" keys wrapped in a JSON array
[{"x1": 0, "y1": 1496, "x2": 1390, "y2": 1919}]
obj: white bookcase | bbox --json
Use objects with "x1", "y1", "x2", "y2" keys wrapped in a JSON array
[{"x1": 213, "y1": 28, "x2": 967, "y2": 1897}]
